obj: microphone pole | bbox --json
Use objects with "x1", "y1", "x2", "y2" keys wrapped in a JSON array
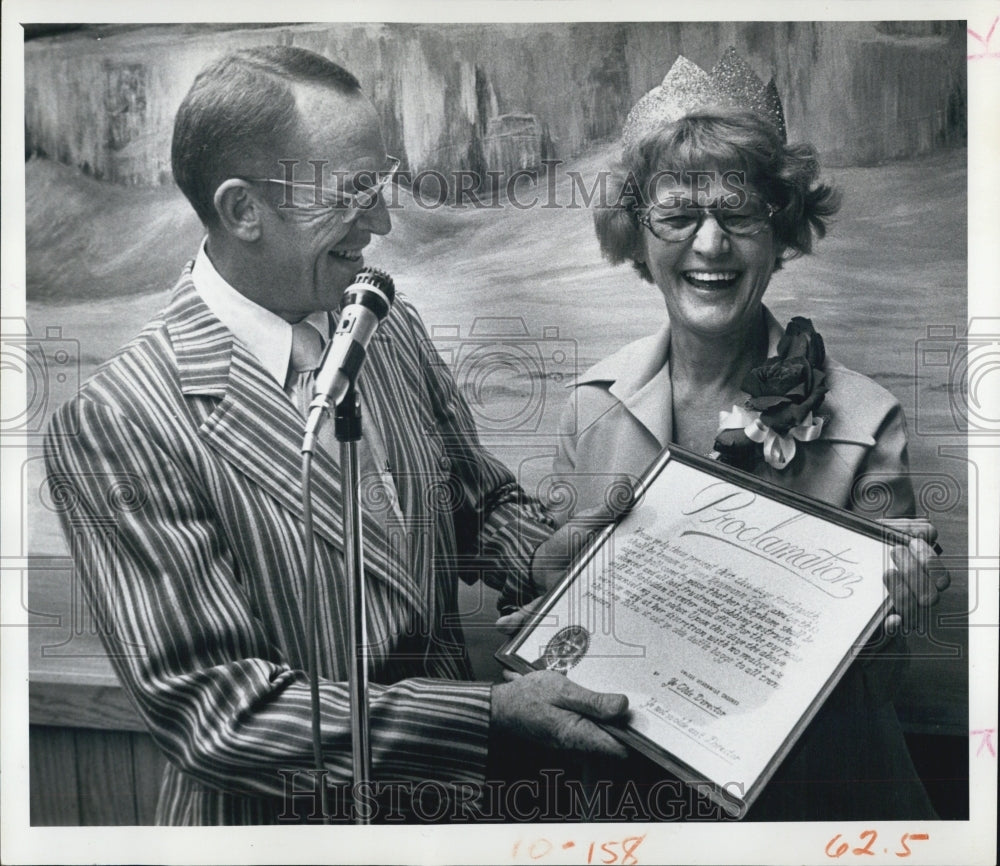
[
  {"x1": 334, "y1": 384, "x2": 371, "y2": 825},
  {"x1": 300, "y1": 267, "x2": 394, "y2": 826}
]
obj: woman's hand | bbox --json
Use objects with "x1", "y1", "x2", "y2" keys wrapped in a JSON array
[{"x1": 879, "y1": 518, "x2": 951, "y2": 632}]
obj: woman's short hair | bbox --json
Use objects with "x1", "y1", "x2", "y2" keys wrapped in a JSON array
[
  {"x1": 594, "y1": 110, "x2": 841, "y2": 282},
  {"x1": 171, "y1": 46, "x2": 361, "y2": 227}
]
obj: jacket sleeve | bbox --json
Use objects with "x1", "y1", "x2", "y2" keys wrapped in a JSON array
[
  {"x1": 397, "y1": 300, "x2": 557, "y2": 614},
  {"x1": 552, "y1": 394, "x2": 578, "y2": 482},
  {"x1": 850, "y1": 399, "x2": 917, "y2": 519},
  {"x1": 840, "y1": 395, "x2": 917, "y2": 694},
  {"x1": 44, "y1": 394, "x2": 493, "y2": 803}
]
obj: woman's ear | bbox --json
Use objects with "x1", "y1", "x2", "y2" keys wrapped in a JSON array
[{"x1": 213, "y1": 179, "x2": 263, "y2": 242}]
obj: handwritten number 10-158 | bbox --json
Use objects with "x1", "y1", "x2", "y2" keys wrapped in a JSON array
[{"x1": 512, "y1": 835, "x2": 645, "y2": 864}]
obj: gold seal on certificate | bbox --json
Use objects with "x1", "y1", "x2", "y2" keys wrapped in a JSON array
[{"x1": 498, "y1": 446, "x2": 908, "y2": 818}]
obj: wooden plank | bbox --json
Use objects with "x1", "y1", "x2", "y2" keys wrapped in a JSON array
[
  {"x1": 30, "y1": 680, "x2": 145, "y2": 731},
  {"x1": 29, "y1": 726, "x2": 80, "y2": 826},
  {"x1": 29, "y1": 558, "x2": 147, "y2": 732},
  {"x1": 74, "y1": 728, "x2": 138, "y2": 825},
  {"x1": 130, "y1": 733, "x2": 167, "y2": 824},
  {"x1": 28, "y1": 558, "x2": 131, "y2": 688}
]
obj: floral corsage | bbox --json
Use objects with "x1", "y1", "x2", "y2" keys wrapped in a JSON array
[{"x1": 712, "y1": 317, "x2": 829, "y2": 471}]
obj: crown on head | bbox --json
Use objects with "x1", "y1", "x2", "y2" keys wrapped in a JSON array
[{"x1": 621, "y1": 47, "x2": 786, "y2": 148}]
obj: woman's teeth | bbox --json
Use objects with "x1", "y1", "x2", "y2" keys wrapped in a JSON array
[{"x1": 683, "y1": 271, "x2": 739, "y2": 288}]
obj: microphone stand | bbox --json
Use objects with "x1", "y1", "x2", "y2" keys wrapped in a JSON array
[
  {"x1": 301, "y1": 384, "x2": 372, "y2": 826},
  {"x1": 334, "y1": 385, "x2": 372, "y2": 825},
  {"x1": 300, "y1": 268, "x2": 392, "y2": 825}
]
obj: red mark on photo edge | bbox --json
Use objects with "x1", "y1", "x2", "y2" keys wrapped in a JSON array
[
  {"x1": 825, "y1": 831, "x2": 930, "y2": 859},
  {"x1": 514, "y1": 835, "x2": 644, "y2": 864},
  {"x1": 968, "y1": 16, "x2": 1000, "y2": 59},
  {"x1": 971, "y1": 728, "x2": 996, "y2": 757}
]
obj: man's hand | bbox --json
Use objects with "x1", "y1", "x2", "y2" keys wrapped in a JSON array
[
  {"x1": 531, "y1": 501, "x2": 628, "y2": 592},
  {"x1": 491, "y1": 670, "x2": 630, "y2": 758},
  {"x1": 880, "y1": 518, "x2": 951, "y2": 632},
  {"x1": 496, "y1": 595, "x2": 549, "y2": 636},
  {"x1": 497, "y1": 501, "x2": 628, "y2": 635}
]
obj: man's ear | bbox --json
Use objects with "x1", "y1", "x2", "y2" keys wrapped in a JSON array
[{"x1": 213, "y1": 179, "x2": 263, "y2": 242}]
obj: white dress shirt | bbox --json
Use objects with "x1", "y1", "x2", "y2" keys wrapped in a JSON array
[
  {"x1": 191, "y1": 239, "x2": 402, "y2": 520},
  {"x1": 191, "y1": 239, "x2": 329, "y2": 386}
]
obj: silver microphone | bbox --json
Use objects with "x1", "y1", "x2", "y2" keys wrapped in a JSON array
[{"x1": 302, "y1": 267, "x2": 395, "y2": 452}]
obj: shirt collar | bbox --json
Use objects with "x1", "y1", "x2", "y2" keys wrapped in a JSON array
[{"x1": 191, "y1": 238, "x2": 330, "y2": 386}]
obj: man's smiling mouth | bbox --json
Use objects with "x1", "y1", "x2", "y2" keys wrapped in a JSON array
[{"x1": 330, "y1": 249, "x2": 363, "y2": 261}]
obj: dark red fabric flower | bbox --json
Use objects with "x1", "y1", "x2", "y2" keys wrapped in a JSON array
[
  {"x1": 776, "y1": 316, "x2": 826, "y2": 367},
  {"x1": 743, "y1": 357, "x2": 814, "y2": 403},
  {"x1": 713, "y1": 317, "x2": 829, "y2": 467},
  {"x1": 739, "y1": 318, "x2": 828, "y2": 435}
]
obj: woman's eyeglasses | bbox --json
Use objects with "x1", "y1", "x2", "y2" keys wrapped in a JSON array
[
  {"x1": 246, "y1": 156, "x2": 400, "y2": 224},
  {"x1": 638, "y1": 194, "x2": 777, "y2": 242}
]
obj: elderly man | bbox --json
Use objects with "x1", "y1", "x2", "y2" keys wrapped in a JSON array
[{"x1": 44, "y1": 46, "x2": 627, "y2": 824}]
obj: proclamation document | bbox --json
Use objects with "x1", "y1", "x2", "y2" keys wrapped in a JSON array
[{"x1": 499, "y1": 448, "x2": 895, "y2": 816}]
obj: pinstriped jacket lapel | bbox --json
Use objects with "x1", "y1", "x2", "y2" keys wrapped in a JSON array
[{"x1": 163, "y1": 272, "x2": 427, "y2": 616}]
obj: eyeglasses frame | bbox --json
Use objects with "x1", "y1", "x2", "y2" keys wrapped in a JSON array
[
  {"x1": 637, "y1": 193, "x2": 779, "y2": 242},
  {"x1": 243, "y1": 155, "x2": 401, "y2": 223}
]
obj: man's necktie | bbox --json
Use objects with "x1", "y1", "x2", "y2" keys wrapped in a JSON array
[
  {"x1": 285, "y1": 320, "x2": 325, "y2": 420},
  {"x1": 285, "y1": 320, "x2": 404, "y2": 524}
]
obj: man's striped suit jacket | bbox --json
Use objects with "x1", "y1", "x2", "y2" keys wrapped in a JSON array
[{"x1": 44, "y1": 267, "x2": 555, "y2": 824}]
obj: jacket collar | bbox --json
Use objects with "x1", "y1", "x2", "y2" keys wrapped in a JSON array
[
  {"x1": 575, "y1": 306, "x2": 785, "y2": 449},
  {"x1": 163, "y1": 268, "x2": 427, "y2": 614},
  {"x1": 167, "y1": 265, "x2": 234, "y2": 398}
]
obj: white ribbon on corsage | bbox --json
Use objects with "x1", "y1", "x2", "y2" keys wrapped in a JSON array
[{"x1": 717, "y1": 405, "x2": 825, "y2": 470}]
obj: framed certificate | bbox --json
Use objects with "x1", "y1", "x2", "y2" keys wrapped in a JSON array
[{"x1": 497, "y1": 447, "x2": 905, "y2": 817}]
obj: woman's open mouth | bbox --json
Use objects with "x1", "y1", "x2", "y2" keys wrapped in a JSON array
[{"x1": 682, "y1": 270, "x2": 740, "y2": 289}]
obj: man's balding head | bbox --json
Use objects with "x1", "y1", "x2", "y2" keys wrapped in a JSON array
[{"x1": 171, "y1": 46, "x2": 362, "y2": 226}]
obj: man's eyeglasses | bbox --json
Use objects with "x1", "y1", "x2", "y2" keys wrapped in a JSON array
[
  {"x1": 637, "y1": 193, "x2": 777, "y2": 242},
  {"x1": 247, "y1": 156, "x2": 400, "y2": 223}
]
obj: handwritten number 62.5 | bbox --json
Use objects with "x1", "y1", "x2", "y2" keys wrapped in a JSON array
[{"x1": 826, "y1": 830, "x2": 929, "y2": 858}]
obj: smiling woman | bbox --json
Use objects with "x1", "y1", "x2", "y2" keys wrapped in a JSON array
[
  {"x1": 581, "y1": 98, "x2": 843, "y2": 457},
  {"x1": 583, "y1": 126, "x2": 827, "y2": 458},
  {"x1": 544, "y1": 47, "x2": 949, "y2": 822}
]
